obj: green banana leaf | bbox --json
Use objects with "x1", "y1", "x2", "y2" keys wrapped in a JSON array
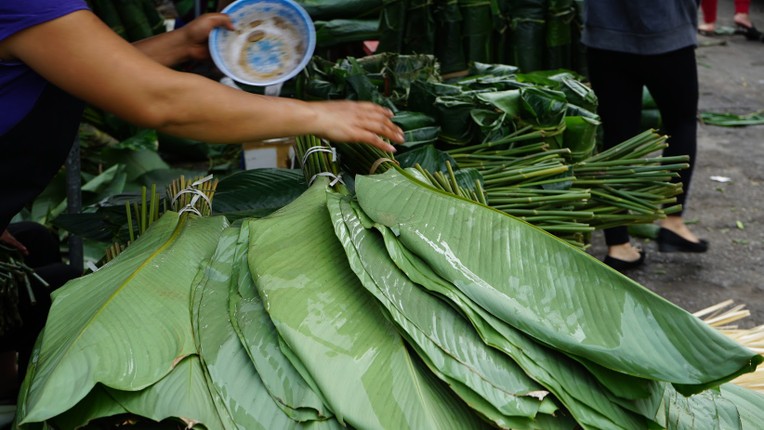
[
  {"x1": 642, "y1": 86, "x2": 657, "y2": 109},
  {"x1": 476, "y1": 89, "x2": 522, "y2": 118},
  {"x1": 699, "y1": 111, "x2": 764, "y2": 127},
  {"x1": 403, "y1": 0, "x2": 436, "y2": 55},
  {"x1": 48, "y1": 385, "x2": 127, "y2": 430},
  {"x1": 355, "y1": 169, "x2": 762, "y2": 395},
  {"x1": 314, "y1": 19, "x2": 380, "y2": 47},
  {"x1": 246, "y1": 178, "x2": 485, "y2": 429},
  {"x1": 407, "y1": 80, "x2": 463, "y2": 120},
  {"x1": 434, "y1": 95, "x2": 480, "y2": 145},
  {"x1": 400, "y1": 126, "x2": 441, "y2": 148},
  {"x1": 719, "y1": 383, "x2": 764, "y2": 428},
  {"x1": 189, "y1": 260, "x2": 240, "y2": 430},
  {"x1": 395, "y1": 144, "x2": 458, "y2": 172},
  {"x1": 27, "y1": 164, "x2": 128, "y2": 226},
  {"x1": 133, "y1": 168, "x2": 208, "y2": 191},
  {"x1": 508, "y1": 2, "x2": 546, "y2": 72},
  {"x1": 377, "y1": 0, "x2": 407, "y2": 54},
  {"x1": 374, "y1": 221, "x2": 650, "y2": 429},
  {"x1": 194, "y1": 225, "x2": 335, "y2": 429},
  {"x1": 562, "y1": 116, "x2": 599, "y2": 162},
  {"x1": 434, "y1": 0, "x2": 467, "y2": 74},
  {"x1": 556, "y1": 77, "x2": 597, "y2": 113},
  {"x1": 295, "y1": 0, "x2": 383, "y2": 20},
  {"x1": 100, "y1": 147, "x2": 170, "y2": 182},
  {"x1": 545, "y1": 0, "x2": 574, "y2": 69},
  {"x1": 213, "y1": 168, "x2": 307, "y2": 220},
  {"x1": 48, "y1": 164, "x2": 128, "y2": 222},
  {"x1": 469, "y1": 62, "x2": 520, "y2": 76},
  {"x1": 519, "y1": 86, "x2": 568, "y2": 129},
  {"x1": 392, "y1": 111, "x2": 439, "y2": 130},
  {"x1": 328, "y1": 194, "x2": 572, "y2": 429},
  {"x1": 228, "y1": 226, "x2": 336, "y2": 422},
  {"x1": 641, "y1": 108, "x2": 662, "y2": 131},
  {"x1": 459, "y1": 0, "x2": 494, "y2": 64},
  {"x1": 17, "y1": 212, "x2": 228, "y2": 425},
  {"x1": 51, "y1": 356, "x2": 226, "y2": 430},
  {"x1": 623, "y1": 382, "x2": 743, "y2": 430}
]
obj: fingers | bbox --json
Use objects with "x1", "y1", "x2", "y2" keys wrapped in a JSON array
[
  {"x1": 357, "y1": 131, "x2": 397, "y2": 153},
  {"x1": 309, "y1": 100, "x2": 404, "y2": 151},
  {"x1": 196, "y1": 13, "x2": 235, "y2": 31},
  {"x1": 349, "y1": 102, "x2": 405, "y2": 146}
]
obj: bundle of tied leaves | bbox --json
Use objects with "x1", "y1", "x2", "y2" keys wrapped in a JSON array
[
  {"x1": 305, "y1": 54, "x2": 686, "y2": 248},
  {"x1": 12, "y1": 139, "x2": 764, "y2": 430}
]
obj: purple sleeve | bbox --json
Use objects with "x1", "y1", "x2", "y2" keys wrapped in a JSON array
[{"x1": 0, "y1": 0, "x2": 90, "y2": 42}]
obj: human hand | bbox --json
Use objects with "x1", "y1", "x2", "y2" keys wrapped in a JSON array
[
  {"x1": 180, "y1": 13, "x2": 235, "y2": 62},
  {"x1": 0, "y1": 230, "x2": 28, "y2": 256},
  {"x1": 309, "y1": 101, "x2": 404, "y2": 152}
]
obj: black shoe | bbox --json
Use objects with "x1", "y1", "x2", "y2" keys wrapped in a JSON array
[
  {"x1": 657, "y1": 228, "x2": 709, "y2": 253},
  {"x1": 603, "y1": 250, "x2": 645, "y2": 272},
  {"x1": 735, "y1": 23, "x2": 763, "y2": 41}
]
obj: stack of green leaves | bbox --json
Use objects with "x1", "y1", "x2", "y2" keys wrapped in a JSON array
[{"x1": 13, "y1": 150, "x2": 764, "y2": 428}]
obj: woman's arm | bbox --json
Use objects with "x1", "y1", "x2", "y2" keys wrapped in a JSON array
[
  {"x1": 132, "y1": 13, "x2": 234, "y2": 67},
  {"x1": 1, "y1": 10, "x2": 402, "y2": 151}
]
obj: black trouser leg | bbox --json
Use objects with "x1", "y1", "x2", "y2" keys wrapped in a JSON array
[
  {"x1": 586, "y1": 46, "x2": 699, "y2": 246},
  {"x1": 586, "y1": 48, "x2": 645, "y2": 246},
  {"x1": 644, "y1": 47, "x2": 699, "y2": 212}
]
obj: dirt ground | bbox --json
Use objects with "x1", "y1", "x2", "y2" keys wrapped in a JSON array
[{"x1": 588, "y1": 2, "x2": 764, "y2": 328}]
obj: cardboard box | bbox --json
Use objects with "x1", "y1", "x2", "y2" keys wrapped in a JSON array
[{"x1": 242, "y1": 137, "x2": 295, "y2": 169}]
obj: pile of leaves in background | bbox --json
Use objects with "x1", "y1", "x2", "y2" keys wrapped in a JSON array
[
  {"x1": 12, "y1": 141, "x2": 764, "y2": 428},
  {"x1": 38, "y1": 53, "x2": 687, "y2": 263},
  {"x1": 302, "y1": 53, "x2": 686, "y2": 248}
]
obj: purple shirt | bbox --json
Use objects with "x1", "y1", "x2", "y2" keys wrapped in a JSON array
[{"x1": 0, "y1": 0, "x2": 89, "y2": 135}]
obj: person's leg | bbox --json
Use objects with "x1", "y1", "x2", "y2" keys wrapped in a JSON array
[
  {"x1": 644, "y1": 47, "x2": 707, "y2": 249},
  {"x1": 644, "y1": 47, "x2": 698, "y2": 213},
  {"x1": 699, "y1": 0, "x2": 718, "y2": 32},
  {"x1": 732, "y1": 0, "x2": 761, "y2": 40},
  {"x1": 586, "y1": 48, "x2": 645, "y2": 263},
  {"x1": 735, "y1": 0, "x2": 750, "y2": 15}
]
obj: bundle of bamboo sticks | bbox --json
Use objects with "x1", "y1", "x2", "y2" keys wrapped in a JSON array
[{"x1": 697, "y1": 300, "x2": 764, "y2": 392}]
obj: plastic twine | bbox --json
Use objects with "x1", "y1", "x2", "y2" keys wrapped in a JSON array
[
  {"x1": 173, "y1": 175, "x2": 214, "y2": 216},
  {"x1": 308, "y1": 172, "x2": 344, "y2": 187},
  {"x1": 301, "y1": 146, "x2": 337, "y2": 167}
]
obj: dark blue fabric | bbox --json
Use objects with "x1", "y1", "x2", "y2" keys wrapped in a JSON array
[
  {"x1": 0, "y1": 0, "x2": 89, "y2": 134},
  {"x1": 0, "y1": 84, "x2": 84, "y2": 232},
  {"x1": 582, "y1": 0, "x2": 698, "y2": 55}
]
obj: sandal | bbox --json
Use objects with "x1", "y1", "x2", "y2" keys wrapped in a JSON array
[
  {"x1": 698, "y1": 23, "x2": 716, "y2": 37},
  {"x1": 734, "y1": 22, "x2": 763, "y2": 41},
  {"x1": 603, "y1": 249, "x2": 645, "y2": 272}
]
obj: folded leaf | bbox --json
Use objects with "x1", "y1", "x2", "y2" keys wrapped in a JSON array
[
  {"x1": 328, "y1": 193, "x2": 566, "y2": 429},
  {"x1": 19, "y1": 213, "x2": 228, "y2": 425},
  {"x1": 228, "y1": 225, "x2": 337, "y2": 423},
  {"x1": 355, "y1": 169, "x2": 761, "y2": 395},
  {"x1": 247, "y1": 178, "x2": 485, "y2": 429},
  {"x1": 195, "y1": 226, "x2": 335, "y2": 429},
  {"x1": 376, "y1": 220, "x2": 647, "y2": 430}
]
